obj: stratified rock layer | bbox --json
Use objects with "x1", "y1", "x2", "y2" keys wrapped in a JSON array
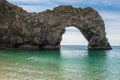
[{"x1": 0, "y1": 0, "x2": 112, "y2": 50}]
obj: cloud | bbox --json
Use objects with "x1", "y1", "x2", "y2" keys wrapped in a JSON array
[
  {"x1": 8, "y1": 0, "x2": 50, "y2": 4},
  {"x1": 99, "y1": 11, "x2": 120, "y2": 35},
  {"x1": 100, "y1": 11, "x2": 120, "y2": 22},
  {"x1": 98, "y1": 11, "x2": 120, "y2": 45},
  {"x1": 19, "y1": 5, "x2": 53, "y2": 12},
  {"x1": 7, "y1": 0, "x2": 58, "y2": 12},
  {"x1": 7, "y1": 0, "x2": 120, "y2": 12},
  {"x1": 61, "y1": 27, "x2": 88, "y2": 45}
]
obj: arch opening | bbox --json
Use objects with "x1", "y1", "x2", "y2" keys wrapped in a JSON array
[{"x1": 60, "y1": 26, "x2": 88, "y2": 46}]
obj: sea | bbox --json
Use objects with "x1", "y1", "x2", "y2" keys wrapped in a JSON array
[{"x1": 0, "y1": 45, "x2": 120, "y2": 80}]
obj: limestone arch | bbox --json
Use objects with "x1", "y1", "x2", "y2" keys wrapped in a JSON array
[
  {"x1": 0, "y1": 1, "x2": 112, "y2": 50},
  {"x1": 44, "y1": 6, "x2": 112, "y2": 50}
]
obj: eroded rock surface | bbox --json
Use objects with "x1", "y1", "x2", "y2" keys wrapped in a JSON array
[{"x1": 0, "y1": 0, "x2": 112, "y2": 50}]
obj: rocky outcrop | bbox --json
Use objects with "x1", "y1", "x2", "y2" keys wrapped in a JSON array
[{"x1": 0, "y1": 0, "x2": 112, "y2": 50}]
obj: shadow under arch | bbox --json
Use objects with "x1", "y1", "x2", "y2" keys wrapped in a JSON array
[
  {"x1": 81, "y1": 50, "x2": 108, "y2": 80},
  {"x1": 88, "y1": 50, "x2": 107, "y2": 57},
  {"x1": 59, "y1": 46, "x2": 108, "y2": 80}
]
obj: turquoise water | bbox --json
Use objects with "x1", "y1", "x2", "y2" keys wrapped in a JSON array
[{"x1": 0, "y1": 45, "x2": 120, "y2": 80}]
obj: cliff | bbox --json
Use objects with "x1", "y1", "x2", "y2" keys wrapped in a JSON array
[{"x1": 0, "y1": 0, "x2": 112, "y2": 50}]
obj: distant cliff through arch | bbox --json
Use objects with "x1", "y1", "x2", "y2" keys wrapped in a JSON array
[{"x1": 0, "y1": 0, "x2": 112, "y2": 50}]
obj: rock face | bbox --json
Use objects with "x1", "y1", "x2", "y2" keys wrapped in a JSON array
[{"x1": 0, "y1": 0, "x2": 112, "y2": 50}]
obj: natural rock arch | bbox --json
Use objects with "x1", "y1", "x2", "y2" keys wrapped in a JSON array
[{"x1": 0, "y1": 0, "x2": 112, "y2": 50}]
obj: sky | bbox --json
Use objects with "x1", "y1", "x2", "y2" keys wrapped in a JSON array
[{"x1": 7, "y1": 0, "x2": 120, "y2": 46}]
